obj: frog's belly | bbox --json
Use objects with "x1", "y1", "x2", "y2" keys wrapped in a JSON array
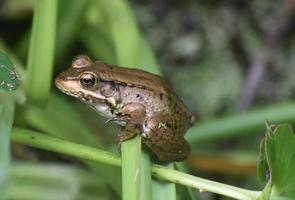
[
  {"x1": 92, "y1": 104, "x2": 126, "y2": 126},
  {"x1": 93, "y1": 104, "x2": 114, "y2": 118}
]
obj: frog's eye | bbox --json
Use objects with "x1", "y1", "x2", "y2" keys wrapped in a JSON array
[{"x1": 79, "y1": 73, "x2": 97, "y2": 87}]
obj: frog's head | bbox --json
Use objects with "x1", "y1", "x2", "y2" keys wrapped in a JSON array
[{"x1": 55, "y1": 55, "x2": 116, "y2": 106}]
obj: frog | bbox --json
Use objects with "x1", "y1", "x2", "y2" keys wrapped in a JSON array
[{"x1": 55, "y1": 55, "x2": 195, "y2": 162}]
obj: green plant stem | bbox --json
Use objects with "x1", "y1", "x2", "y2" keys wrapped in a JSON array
[
  {"x1": 11, "y1": 128, "x2": 261, "y2": 200},
  {"x1": 11, "y1": 128, "x2": 121, "y2": 167},
  {"x1": 121, "y1": 136, "x2": 141, "y2": 200},
  {"x1": 141, "y1": 151, "x2": 152, "y2": 200},
  {"x1": 0, "y1": 99, "x2": 14, "y2": 199},
  {"x1": 152, "y1": 165, "x2": 259, "y2": 200},
  {"x1": 26, "y1": 0, "x2": 57, "y2": 105}
]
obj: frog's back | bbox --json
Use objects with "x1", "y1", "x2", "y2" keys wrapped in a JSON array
[
  {"x1": 95, "y1": 61, "x2": 170, "y2": 94},
  {"x1": 95, "y1": 61, "x2": 195, "y2": 126}
]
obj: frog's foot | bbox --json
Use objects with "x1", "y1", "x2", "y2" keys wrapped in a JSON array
[{"x1": 116, "y1": 123, "x2": 141, "y2": 153}]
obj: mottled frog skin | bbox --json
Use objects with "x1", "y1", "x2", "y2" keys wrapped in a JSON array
[{"x1": 55, "y1": 55, "x2": 195, "y2": 161}]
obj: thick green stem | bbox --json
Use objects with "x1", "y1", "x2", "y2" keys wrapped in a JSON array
[
  {"x1": 121, "y1": 136, "x2": 141, "y2": 200},
  {"x1": 11, "y1": 128, "x2": 121, "y2": 167},
  {"x1": 11, "y1": 128, "x2": 261, "y2": 200},
  {"x1": 141, "y1": 151, "x2": 152, "y2": 200},
  {"x1": 26, "y1": 0, "x2": 57, "y2": 105}
]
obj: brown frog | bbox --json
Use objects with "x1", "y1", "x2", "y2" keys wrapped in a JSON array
[{"x1": 55, "y1": 55, "x2": 195, "y2": 161}]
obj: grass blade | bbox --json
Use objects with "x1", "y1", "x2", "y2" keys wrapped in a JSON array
[
  {"x1": 97, "y1": 0, "x2": 141, "y2": 66},
  {"x1": 81, "y1": 24, "x2": 115, "y2": 63},
  {"x1": 0, "y1": 99, "x2": 15, "y2": 199},
  {"x1": 26, "y1": 0, "x2": 57, "y2": 105},
  {"x1": 56, "y1": 0, "x2": 89, "y2": 61},
  {"x1": 187, "y1": 102, "x2": 295, "y2": 144}
]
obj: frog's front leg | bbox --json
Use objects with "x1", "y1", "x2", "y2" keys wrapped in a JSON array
[
  {"x1": 112, "y1": 103, "x2": 146, "y2": 125},
  {"x1": 116, "y1": 103, "x2": 146, "y2": 149},
  {"x1": 116, "y1": 123, "x2": 140, "y2": 145}
]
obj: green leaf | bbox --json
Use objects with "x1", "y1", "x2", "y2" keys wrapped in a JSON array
[
  {"x1": 0, "y1": 52, "x2": 19, "y2": 91},
  {"x1": 258, "y1": 124, "x2": 295, "y2": 199}
]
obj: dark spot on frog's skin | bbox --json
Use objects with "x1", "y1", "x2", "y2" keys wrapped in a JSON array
[
  {"x1": 31, "y1": 136, "x2": 35, "y2": 139},
  {"x1": 159, "y1": 93, "x2": 164, "y2": 100},
  {"x1": 136, "y1": 94, "x2": 144, "y2": 101},
  {"x1": 168, "y1": 96, "x2": 172, "y2": 101},
  {"x1": 165, "y1": 123, "x2": 172, "y2": 128}
]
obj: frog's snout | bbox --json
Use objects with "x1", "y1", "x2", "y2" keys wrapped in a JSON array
[
  {"x1": 55, "y1": 71, "x2": 70, "y2": 91},
  {"x1": 54, "y1": 72, "x2": 64, "y2": 89}
]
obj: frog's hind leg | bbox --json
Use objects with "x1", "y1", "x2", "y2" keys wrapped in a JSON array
[
  {"x1": 142, "y1": 118, "x2": 191, "y2": 162},
  {"x1": 143, "y1": 132, "x2": 191, "y2": 162},
  {"x1": 146, "y1": 140, "x2": 190, "y2": 162}
]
